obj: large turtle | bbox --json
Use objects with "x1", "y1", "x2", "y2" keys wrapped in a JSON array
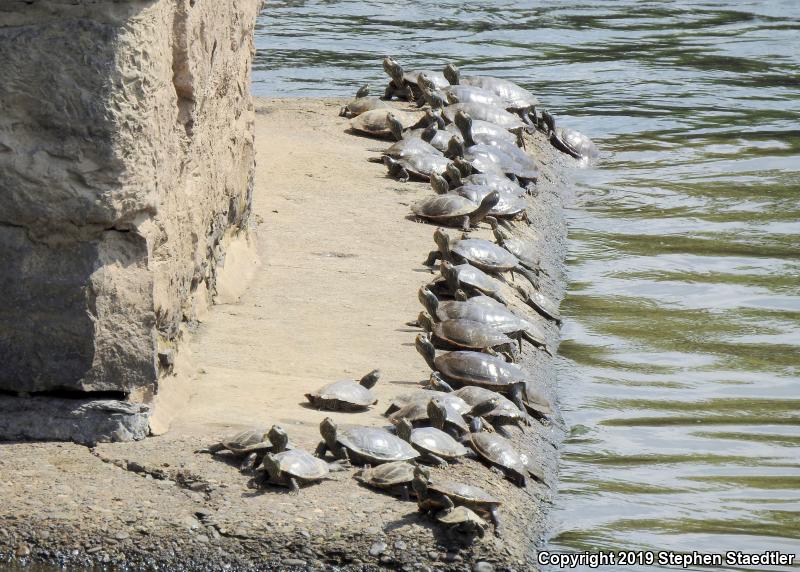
[
  {"x1": 339, "y1": 85, "x2": 392, "y2": 117},
  {"x1": 418, "y1": 73, "x2": 506, "y2": 110},
  {"x1": 449, "y1": 384, "x2": 530, "y2": 434},
  {"x1": 383, "y1": 57, "x2": 449, "y2": 101},
  {"x1": 413, "y1": 467, "x2": 503, "y2": 536},
  {"x1": 467, "y1": 418, "x2": 539, "y2": 487},
  {"x1": 304, "y1": 369, "x2": 380, "y2": 411},
  {"x1": 384, "y1": 136, "x2": 443, "y2": 161},
  {"x1": 446, "y1": 163, "x2": 532, "y2": 197},
  {"x1": 417, "y1": 311, "x2": 517, "y2": 359},
  {"x1": 434, "y1": 260, "x2": 509, "y2": 304},
  {"x1": 351, "y1": 109, "x2": 427, "y2": 139},
  {"x1": 260, "y1": 426, "x2": 342, "y2": 493},
  {"x1": 442, "y1": 102, "x2": 526, "y2": 130},
  {"x1": 489, "y1": 221, "x2": 541, "y2": 273},
  {"x1": 384, "y1": 153, "x2": 453, "y2": 183},
  {"x1": 410, "y1": 189, "x2": 499, "y2": 231},
  {"x1": 541, "y1": 110, "x2": 599, "y2": 161},
  {"x1": 444, "y1": 64, "x2": 539, "y2": 124},
  {"x1": 384, "y1": 390, "x2": 471, "y2": 417},
  {"x1": 388, "y1": 397, "x2": 469, "y2": 437},
  {"x1": 315, "y1": 417, "x2": 419, "y2": 465},
  {"x1": 415, "y1": 333, "x2": 527, "y2": 412},
  {"x1": 197, "y1": 426, "x2": 281, "y2": 472},
  {"x1": 446, "y1": 137, "x2": 538, "y2": 185},
  {"x1": 354, "y1": 461, "x2": 416, "y2": 500},
  {"x1": 430, "y1": 173, "x2": 528, "y2": 222},
  {"x1": 395, "y1": 417, "x2": 469, "y2": 466}
]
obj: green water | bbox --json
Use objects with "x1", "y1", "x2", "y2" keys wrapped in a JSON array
[{"x1": 254, "y1": 1, "x2": 800, "y2": 568}]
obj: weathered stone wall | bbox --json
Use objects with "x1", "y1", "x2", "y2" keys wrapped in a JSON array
[{"x1": 0, "y1": 1, "x2": 261, "y2": 407}]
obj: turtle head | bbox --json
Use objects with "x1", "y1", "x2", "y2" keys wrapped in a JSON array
[
  {"x1": 383, "y1": 56, "x2": 404, "y2": 84},
  {"x1": 430, "y1": 172, "x2": 449, "y2": 195},
  {"x1": 382, "y1": 155, "x2": 407, "y2": 181},
  {"x1": 541, "y1": 109, "x2": 556, "y2": 134},
  {"x1": 268, "y1": 425, "x2": 290, "y2": 453},
  {"x1": 427, "y1": 398, "x2": 448, "y2": 431},
  {"x1": 428, "y1": 92, "x2": 447, "y2": 110},
  {"x1": 469, "y1": 396, "x2": 500, "y2": 418},
  {"x1": 418, "y1": 286, "x2": 440, "y2": 317},
  {"x1": 355, "y1": 84, "x2": 370, "y2": 98},
  {"x1": 417, "y1": 311, "x2": 434, "y2": 333},
  {"x1": 427, "y1": 372, "x2": 454, "y2": 393},
  {"x1": 469, "y1": 416, "x2": 483, "y2": 433},
  {"x1": 453, "y1": 111, "x2": 476, "y2": 147},
  {"x1": 454, "y1": 289, "x2": 469, "y2": 302},
  {"x1": 433, "y1": 227, "x2": 452, "y2": 259},
  {"x1": 320, "y1": 417, "x2": 338, "y2": 448},
  {"x1": 359, "y1": 369, "x2": 381, "y2": 389},
  {"x1": 262, "y1": 453, "x2": 281, "y2": 480},
  {"x1": 445, "y1": 135, "x2": 465, "y2": 159},
  {"x1": 446, "y1": 162, "x2": 463, "y2": 187},
  {"x1": 387, "y1": 113, "x2": 404, "y2": 141},
  {"x1": 395, "y1": 417, "x2": 413, "y2": 442},
  {"x1": 453, "y1": 157, "x2": 473, "y2": 176},
  {"x1": 414, "y1": 333, "x2": 437, "y2": 370},
  {"x1": 469, "y1": 191, "x2": 500, "y2": 226},
  {"x1": 440, "y1": 261, "x2": 461, "y2": 293},
  {"x1": 443, "y1": 63, "x2": 460, "y2": 85},
  {"x1": 417, "y1": 73, "x2": 434, "y2": 96}
]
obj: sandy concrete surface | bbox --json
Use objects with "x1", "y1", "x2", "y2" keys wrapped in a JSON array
[{"x1": 0, "y1": 98, "x2": 574, "y2": 571}]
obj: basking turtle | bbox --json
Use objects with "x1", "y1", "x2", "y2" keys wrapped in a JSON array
[
  {"x1": 350, "y1": 109, "x2": 427, "y2": 139},
  {"x1": 388, "y1": 397, "x2": 469, "y2": 437},
  {"x1": 435, "y1": 497, "x2": 490, "y2": 539},
  {"x1": 419, "y1": 286, "x2": 549, "y2": 353},
  {"x1": 442, "y1": 102, "x2": 526, "y2": 130},
  {"x1": 384, "y1": 390, "x2": 471, "y2": 417},
  {"x1": 410, "y1": 189, "x2": 499, "y2": 231},
  {"x1": 395, "y1": 417, "x2": 469, "y2": 466},
  {"x1": 415, "y1": 333, "x2": 527, "y2": 411},
  {"x1": 447, "y1": 137, "x2": 538, "y2": 185},
  {"x1": 420, "y1": 125, "x2": 458, "y2": 153},
  {"x1": 523, "y1": 382, "x2": 554, "y2": 418},
  {"x1": 467, "y1": 419, "x2": 529, "y2": 487},
  {"x1": 384, "y1": 136, "x2": 443, "y2": 161},
  {"x1": 512, "y1": 281, "x2": 563, "y2": 324},
  {"x1": 418, "y1": 73, "x2": 506, "y2": 110},
  {"x1": 541, "y1": 110, "x2": 599, "y2": 161},
  {"x1": 425, "y1": 258, "x2": 508, "y2": 304},
  {"x1": 339, "y1": 85, "x2": 392, "y2": 117},
  {"x1": 417, "y1": 311, "x2": 517, "y2": 359},
  {"x1": 197, "y1": 427, "x2": 278, "y2": 472},
  {"x1": 383, "y1": 57, "x2": 449, "y2": 101},
  {"x1": 260, "y1": 426, "x2": 340, "y2": 493},
  {"x1": 315, "y1": 417, "x2": 419, "y2": 465},
  {"x1": 488, "y1": 220, "x2": 541, "y2": 274},
  {"x1": 451, "y1": 385, "x2": 530, "y2": 433},
  {"x1": 444, "y1": 64, "x2": 539, "y2": 124},
  {"x1": 444, "y1": 119, "x2": 520, "y2": 148},
  {"x1": 304, "y1": 369, "x2": 380, "y2": 411},
  {"x1": 446, "y1": 163, "x2": 532, "y2": 197},
  {"x1": 424, "y1": 228, "x2": 540, "y2": 288},
  {"x1": 430, "y1": 173, "x2": 528, "y2": 222},
  {"x1": 384, "y1": 153, "x2": 453, "y2": 183},
  {"x1": 413, "y1": 467, "x2": 503, "y2": 536},
  {"x1": 354, "y1": 461, "x2": 416, "y2": 500}
]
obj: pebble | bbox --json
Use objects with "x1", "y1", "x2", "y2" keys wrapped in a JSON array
[
  {"x1": 195, "y1": 534, "x2": 209, "y2": 543},
  {"x1": 369, "y1": 541, "x2": 387, "y2": 557},
  {"x1": 283, "y1": 558, "x2": 306, "y2": 567},
  {"x1": 444, "y1": 551, "x2": 462, "y2": 562},
  {"x1": 394, "y1": 540, "x2": 407, "y2": 551},
  {"x1": 474, "y1": 562, "x2": 495, "y2": 572},
  {"x1": 115, "y1": 532, "x2": 130, "y2": 541},
  {"x1": 86, "y1": 546, "x2": 102, "y2": 554},
  {"x1": 15, "y1": 543, "x2": 31, "y2": 557}
]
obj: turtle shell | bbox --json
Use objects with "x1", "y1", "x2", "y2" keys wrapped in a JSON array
[
  {"x1": 388, "y1": 401, "x2": 430, "y2": 424},
  {"x1": 450, "y1": 238, "x2": 519, "y2": 272},
  {"x1": 436, "y1": 505, "x2": 489, "y2": 535},
  {"x1": 409, "y1": 426, "x2": 469, "y2": 459},
  {"x1": 446, "y1": 121, "x2": 517, "y2": 146},
  {"x1": 456, "y1": 172, "x2": 528, "y2": 195},
  {"x1": 428, "y1": 478, "x2": 500, "y2": 507},
  {"x1": 350, "y1": 109, "x2": 423, "y2": 137},
  {"x1": 337, "y1": 426, "x2": 419, "y2": 463},
  {"x1": 445, "y1": 263, "x2": 505, "y2": 297},
  {"x1": 523, "y1": 382, "x2": 553, "y2": 416},
  {"x1": 469, "y1": 431, "x2": 527, "y2": 481},
  {"x1": 498, "y1": 236, "x2": 539, "y2": 268},
  {"x1": 558, "y1": 127, "x2": 598, "y2": 160},
  {"x1": 406, "y1": 70, "x2": 449, "y2": 90},
  {"x1": 443, "y1": 85, "x2": 506, "y2": 108},
  {"x1": 384, "y1": 391, "x2": 470, "y2": 416},
  {"x1": 432, "y1": 319, "x2": 514, "y2": 350},
  {"x1": 395, "y1": 153, "x2": 452, "y2": 179},
  {"x1": 463, "y1": 144, "x2": 538, "y2": 181},
  {"x1": 459, "y1": 76, "x2": 539, "y2": 109},
  {"x1": 272, "y1": 449, "x2": 330, "y2": 481},
  {"x1": 434, "y1": 350, "x2": 526, "y2": 389},
  {"x1": 525, "y1": 289, "x2": 562, "y2": 323},
  {"x1": 306, "y1": 380, "x2": 377, "y2": 410},
  {"x1": 518, "y1": 451, "x2": 545, "y2": 482},
  {"x1": 454, "y1": 186, "x2": 527, "y2": 217},
  {"x1": 385, "y1": 137, "x2": 442, "y2": 160},
  {"x1": 355, "y1": 461, "x2": 415, "y2": 488},
  {"x1": 342, "y1": 97, "x2": 391, "y2": 117},
  {"x1": 453, "y1": 386, "x2": 522, "y2": 421},
  {"x1": 443, "y1": 103, "x2": 525, "y2": 130},
  {"x1": 412, "y1": 194, "x2": 476, "y2": 220},
  {"x1": 220, "y1": 428, "x2": 271, "y2": 454}
]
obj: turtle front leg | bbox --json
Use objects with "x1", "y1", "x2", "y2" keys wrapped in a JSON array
[
  {"x1": 328, "y1": 459, "x2": 351, "y2": 472},
  {"x1": 508, "y1": 383, "x2": 527, "y2": 414},
  {"x1": 239, "y1": 452, "x2": 259, "y2": 473},
  {"x1": 423, "y1": 250, "x2": 441, "y2": 267},
  {"x1": 289, "y1": 477, "x2": 300, "y2": 495},
  {"x1": 314, "y1": 441, "x2": 328, "y2": 459},
  {"x1": 461, "y1": 215, "x2": 471, "y2": 233},
  {"x1": 488, "y1": 506, "x2": 502, "y2": 538}
]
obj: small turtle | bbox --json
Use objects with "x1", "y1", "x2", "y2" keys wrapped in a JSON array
[
  {"x1": 437, "y1": 174, "x2": 530, "y2": 222},
  {"x1": 418, "y1": 73, "x2": 506, "y2": 110},
  {"x1": 444, "y1": 64, "x2": 539, "y2": 124},
  {"x1": 467, "y1": 418, "x2": 530, "y2": 487},
  {"x1": 435, "y1": 260, "x2": 509, "y2": 304},
  {"x1": 339, "y1": 85, "x2": 392, "y2": 117},
  {"x1": 447, "y1": 163, "x2": 533, "y2": 197},
  {"x1": 434, "y1": 496, "x2": 490, "y2": 539},
  {"x1": 413, "y1": 467, "x2": 503, "y2": 536},
  {"x1": 523, "y1": 382, "x2": 554, "y2": 418},
  {"x1": 442, "y1": 102, "x2": 526, "y2": 130},
  {"x1": 315, "y1": 417, "x2": 419, "y2": 465},
  {"x1": 384, "y1": 390, "x2": 471, "y2": 417},
  {"x1": 451, "y1": 385, "x2": 531, "y2": 433},
  {"x1": 388, "y1": 397, "x2": 469, "y2": 437},
  {"x1": 259, "y1": 425, "x2": 342, "y2": 493},
  {"x1": 384, "y1": 153, "x2": 453, "y2": 183},
  {"x1": 410, "y1": 188, "x2": 499, "y2": 231},
  {"x1": 395, "y1": 417, "x2": 469, "y2": 466},
  {"x1": 384, "y1": 136, "x2": 443, "y2": 160},
  {"x1": 197, "y1": 427, "x2": 277, "y2": 472},
  {"x1": 351, "y1": 109, "x2": 427, "y2": 139},
  {"x1": 541, "y1": 110, "x2": 599, "y2": 161},
  {"x1": 511, "y1": 281, "x2": 563, "y2": 325},
  {"x1": 304, "y1": 369, "x2": 380, "y2": 411},
  {"x1": 489, "y1": 220, "x2": 541, "y2": 273},
  {"x1": 419, "y1": 286, "x2": 549, "y2": 353},
  {"x1": 415, "y1": 333, "x2": 527, "y2": 412},
  {"x1": 417, "y1": 311, "x2": 517, "y2": 359},
  {"x1": 354, "y1": 460, "x2": 416, "y2": 500},
  {"x1": 383, "y1": 57, "x2": 449, "y2": 101},
  {"x1": 446, "y1": 137, "x2": 538, "y2": 185},
  {"x1": 421, "y1": 125, "x2": 459, "y2": 153}
]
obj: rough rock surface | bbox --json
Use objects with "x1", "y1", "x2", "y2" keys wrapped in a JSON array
[{"x1": 0, "y1": 1, "x2": 261, "y2": 427}]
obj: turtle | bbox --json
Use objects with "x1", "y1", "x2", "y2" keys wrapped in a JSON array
[
  {"x1": 446, "y1": 163, "x2": 533, "y2": 197},
  {"x1": 339, "y1": 85, "x2": 392, "y2": 117},
  {"x1": 415, "y1": 333, "x2": 528, "y2": 412},
  {"x1": 419, "y1": 286, "x2": 549, "y2": 353},
  {"x1": 387, "y1": 396, "x2": 469, "y2": 437},
  {"x1": 467, "y1": 418, "x2": 538, "y2": 487},
  {"x1": 424, "y1": 228, "x2": 540, "y2": 289},
  {"x1": 350, "y1": 109, "x2": 427, "y2": 139},
  {"x1": 197, "y1": 426, "x2": 279, "y2": 472},
  {"x1": 383, "y1": 57, "x2": 449, "y2": 101},
  {"x1": 315, "y1": 417, "x2": 419, "y2": 465},
  {"x1": 353, "y1": 460, "x2": 416, "y2": 500},
  {"x1": 450, "y1": 385, "x2": 531, "y2": 434},
  {"x1": 489, "y1": 220, "x2": 541, "y2": 273},
  {"x1": 416, "y1": 311, "x2": 518, "y2": 359},
  {"x1": 304, "y1": 369, "x2": 380, "y2": 411},
  {"x1": 510, "y1": 281, "x2": 563, "y2": 325},
  {"x1": 434, "y1": 496, "x2": 490, "y2": 539},
  {"x1": 446, "y1": 137, "x2": 539, "y2": 185},
  {"x1": 409, "y1": 189, "x2": 499, "y2": 231},
  {"x1": 384, "y1": 136, "x2": 443, "y2": 161},
  {"x1": 259, "y1": 425, "x2": 342, "y2": 493},
  {"x1": 384, "y1": 153, "x2": 453, "y2": 183},
  {"x1": 395, "y1": 417, "x2": 469, "y2": 466},
  {"x1": 444, "y1": 118, "x2": 520, "y2": 148},
  {"x1": 418, "y1": 73, "x2": 506, "y2": 111},
  {"x1": 522, "y1": 382, "x2": 554, "y2": 418},
  {"x1": 386, "y1": 109, "x2": 444, "y2": 142},
  {"x1": 384, "y1": 390, "x2": 471, "y2": 417},
  {"x1": 442, "y1": 178, "x2": 530, "y2": 222},
  {"x1": 436, "y1": 260, "x2": 509, "y2": 304},
  {"x1": 541, "y1": 110, "x2": 598, "y2": 161},
  {"x1": 444, "y1": 64, "x2": 540, "y2": 125},
  {"x1": 420, "y1": 125, "x2": 459, "y2": 153},
  {"x1": 442, "y1": 102, "x2": 526, "y2": 130},
  {"x1": 412, "y1": 466, "x2": 503, "y2": 536}
]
